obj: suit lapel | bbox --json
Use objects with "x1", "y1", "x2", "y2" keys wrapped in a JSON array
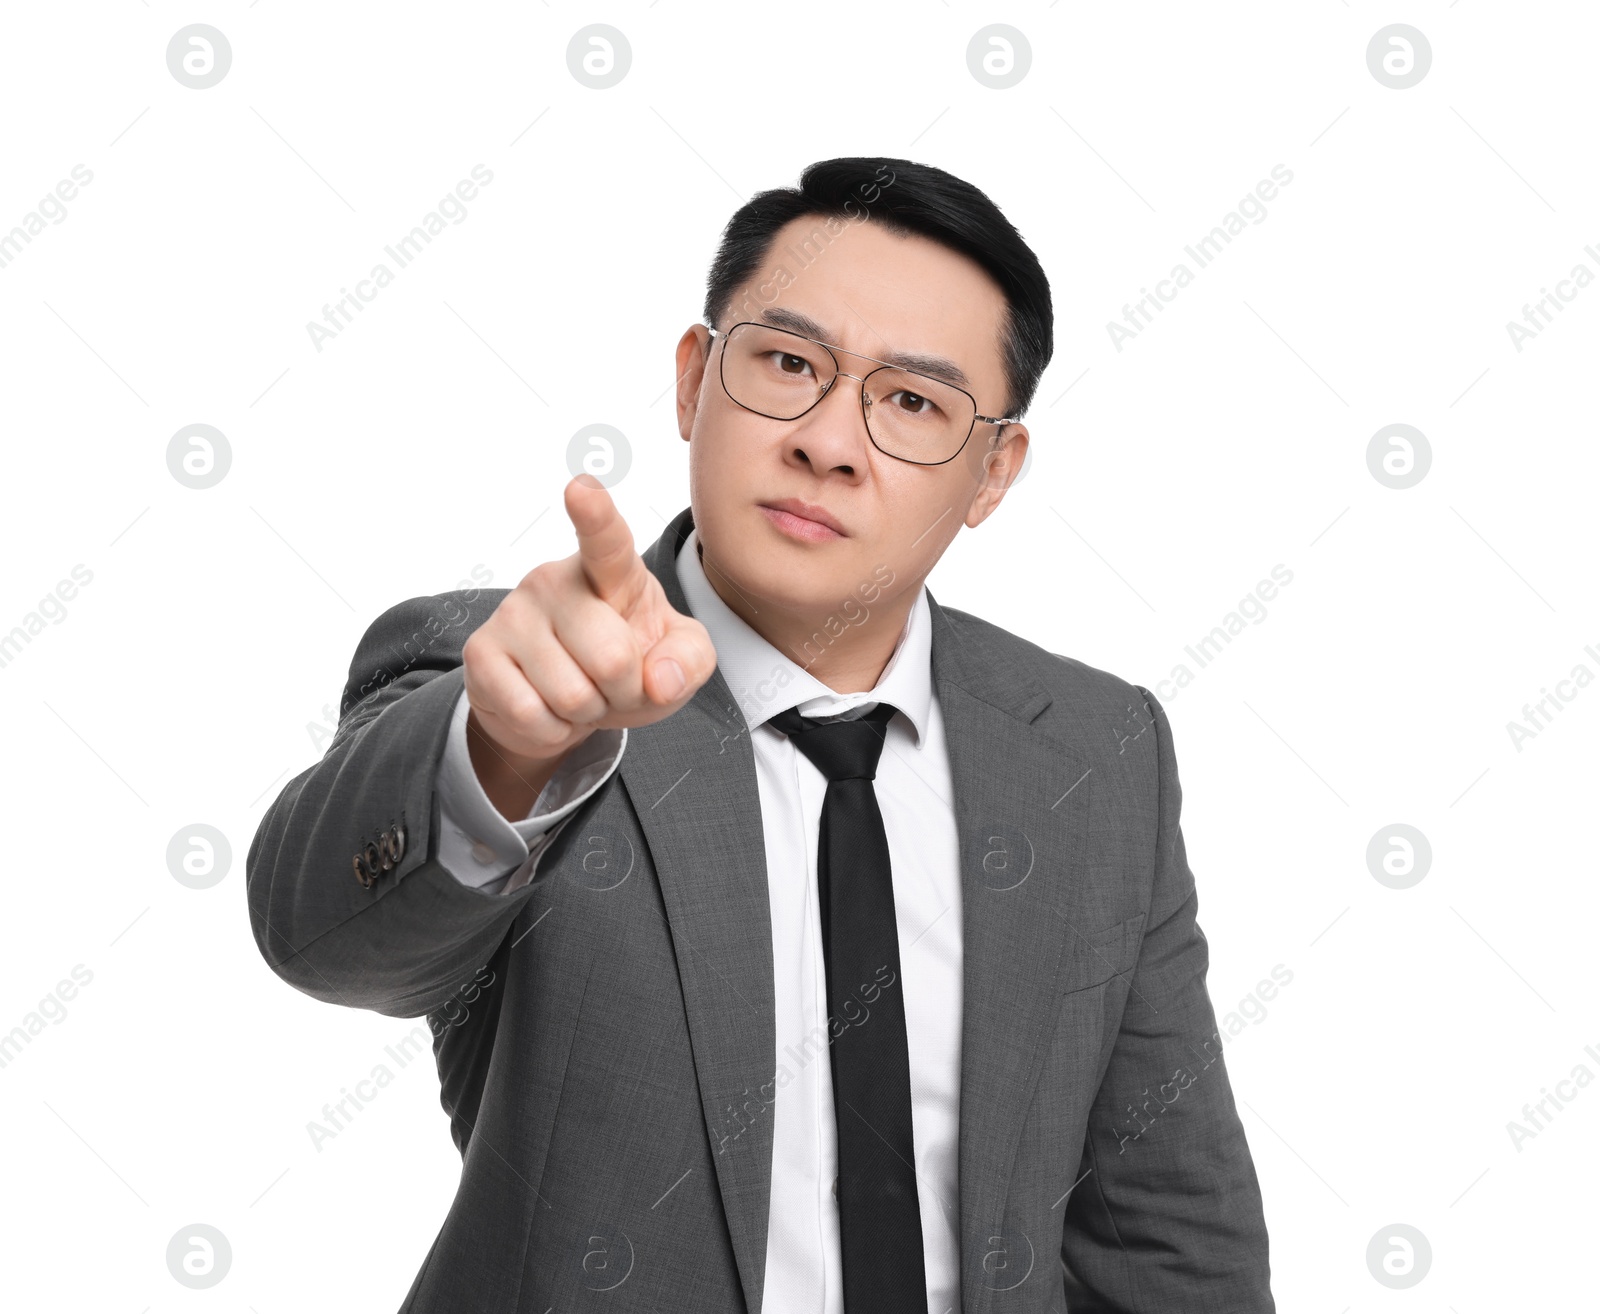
[
  {"x1": 620, "y1": 508, "x2": 777, "y2": 1314},
  {"x1": 621, "y1": 507, "x2": 1095, "y2": 1314},
  {"x1": 925, "y1": 600, "x2": 1097, "y2": 1314}
]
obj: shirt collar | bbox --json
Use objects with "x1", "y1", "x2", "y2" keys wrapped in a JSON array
[{"x1": 675, "y1": 525, "x2": 933, "y2": 744}]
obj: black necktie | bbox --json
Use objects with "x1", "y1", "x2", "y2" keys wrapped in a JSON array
[{"x1": 767, "y1": 702, "x2": 927, "y2": 1312}]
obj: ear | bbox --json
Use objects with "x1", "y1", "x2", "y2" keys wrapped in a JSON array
[
  {"x1": 964, "y1": 425, "x2": 1029, "y2": 529},
  {"x1": 675, "y1": 325, "x2": 713, "y2": 443}
]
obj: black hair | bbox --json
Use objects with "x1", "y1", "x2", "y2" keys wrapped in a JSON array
[{"x1": 701, "y1": 157, "x2": 1054, "y2": 422}]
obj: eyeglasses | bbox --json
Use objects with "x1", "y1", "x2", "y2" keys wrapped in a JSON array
[{"x1": 706, "y1": 320, "x2": 1019, "y2": 466}]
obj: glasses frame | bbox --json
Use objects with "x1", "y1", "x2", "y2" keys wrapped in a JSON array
[{"x1": 706, "y1": 321, "x2": 1021, "y2": 466}]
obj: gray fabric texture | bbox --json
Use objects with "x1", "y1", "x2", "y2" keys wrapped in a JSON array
[{"x1": 245, "y1": 504, "x2": 1275, "y2": 1313}]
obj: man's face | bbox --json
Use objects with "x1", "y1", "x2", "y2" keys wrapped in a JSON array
[{"x1": 674, "y1": 213, "x2": 1029, "y2": 629}]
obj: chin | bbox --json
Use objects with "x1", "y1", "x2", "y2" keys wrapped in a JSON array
[{"x1": 734, "y1": 535, "x2": 847, "y2": 609}]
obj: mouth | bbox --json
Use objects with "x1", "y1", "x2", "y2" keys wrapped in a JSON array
[{"x1": 757, "y1": 499, "x2": 847, "y2": 542}]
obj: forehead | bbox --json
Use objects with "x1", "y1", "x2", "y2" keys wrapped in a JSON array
[{"x1": 725, "y1": 214, "x2": 1009, "y2": 399}]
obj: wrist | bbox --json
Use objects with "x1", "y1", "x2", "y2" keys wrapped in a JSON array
[{"x1": 465, "y1": 711, "x2": 591, "y2": 820}]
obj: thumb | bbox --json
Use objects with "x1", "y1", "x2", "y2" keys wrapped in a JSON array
[{"x1": 641, "y1": 612, "x2": 716, "y2": 705}]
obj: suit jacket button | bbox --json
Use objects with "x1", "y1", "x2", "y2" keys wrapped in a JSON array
[{"x1": 352, "y1": 853, "x2": 374, "y2": 888}]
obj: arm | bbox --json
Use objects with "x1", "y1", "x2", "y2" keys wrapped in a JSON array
[
  {"x1": 1059, "y1": 685, "x2": 1275, "y2": 1310},
  {"x1": 244, "y1": 593, "x2": 609, "y2": 1018},
  {"x1": 247, "y1": 481, "x2": 713, "y2": 1021}
]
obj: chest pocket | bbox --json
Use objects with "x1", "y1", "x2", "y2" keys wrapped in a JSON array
[{"x1": 1057, "y1": 910, "x2": 1146, "y2": 995}]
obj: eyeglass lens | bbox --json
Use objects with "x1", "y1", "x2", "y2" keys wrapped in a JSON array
[{"x1": 720, "y1": 322, "x2": 977, "y2": 463}]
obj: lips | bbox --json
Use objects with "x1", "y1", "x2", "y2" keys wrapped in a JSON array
[{"x1": 758, "y1": 498, "x2": 847, "y2": 536}]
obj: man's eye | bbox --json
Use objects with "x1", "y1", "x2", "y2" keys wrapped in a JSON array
[
  {"x1": 766, "y1": 351, "x2": 813, "y2": 376},
  {"x1": 890, "y1": 390, "x2": 940, "y2": 416}
]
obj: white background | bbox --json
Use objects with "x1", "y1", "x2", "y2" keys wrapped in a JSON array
[{"x1": 1, "y1": 2, "x2": 1595, "y2": 1309}]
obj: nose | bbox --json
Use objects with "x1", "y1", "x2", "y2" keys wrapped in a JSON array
[{"x1": 788, "y1": 372, "x2": 871, "y2": 477}]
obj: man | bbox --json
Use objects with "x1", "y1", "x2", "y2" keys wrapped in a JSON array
[{"x1": 247, "y1": 156, "x2": 1275, "y2": 1312}]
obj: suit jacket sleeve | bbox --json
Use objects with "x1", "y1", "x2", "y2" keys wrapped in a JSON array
[
  {"x1": 245, "y1": 592, "x2": 607, "y2": 1018},
  {"x1": 1058, "y1": 685, "x2": 1276, "y2": 1311}
]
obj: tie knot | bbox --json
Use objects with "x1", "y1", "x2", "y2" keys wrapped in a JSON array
[{"x1": 768, "y1": 702, "x2": 897, "y2": 782}]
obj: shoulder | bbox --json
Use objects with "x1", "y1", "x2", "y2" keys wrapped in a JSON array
[{"x1": 934, "y1": 600, "x2": 1168, "y2": 765}]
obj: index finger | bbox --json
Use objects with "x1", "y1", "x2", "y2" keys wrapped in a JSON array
[{"x1": 564, "y1": 474, "x2": 642, "y2": 604}]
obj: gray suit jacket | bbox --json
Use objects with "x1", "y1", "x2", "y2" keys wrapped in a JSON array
[{"x1": 246, "y1": 504, "x2": 1275, "y2": 1312}]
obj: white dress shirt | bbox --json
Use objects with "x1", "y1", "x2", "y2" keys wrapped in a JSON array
[{"x1": 433, "y1": 528, "x2": 964, "y2": 1314}]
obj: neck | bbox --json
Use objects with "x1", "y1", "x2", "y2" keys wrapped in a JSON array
[{"x1": 697, "y1": 538, "x2": 913, "y2": 695}]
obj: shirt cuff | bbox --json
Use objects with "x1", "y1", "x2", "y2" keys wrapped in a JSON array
[{"x1": 434, "y1": 685, "x2": 627, "y2": 893}]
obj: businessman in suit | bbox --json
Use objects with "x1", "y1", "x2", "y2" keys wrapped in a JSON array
[{"x1": 247, "y1": 157, "x2": 1275, "y2": 1312}]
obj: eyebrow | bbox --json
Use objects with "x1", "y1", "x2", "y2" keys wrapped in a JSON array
[{"x1": 755, "y1": 307, "x2": 973, "y2": 390}]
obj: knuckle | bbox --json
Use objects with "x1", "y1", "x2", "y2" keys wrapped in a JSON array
[
  {"x1": 542, "y1": 675, "x2": 601, "y2": 723},
  {"x1": 462, "y1": 628, "x2": 504, "y2": 677},
  {"x1": 499, "y1": 686, "x2": 548, "y2": 734},
  {"x1": 586, "y1": 638, "x2": 636, "y2": 684},
  {"x1": 519, "y1": 560, "x2": 562, "y2": 601},
  {"x1": 496, "y1": 581, "x2": 553, "y2": 639}
]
